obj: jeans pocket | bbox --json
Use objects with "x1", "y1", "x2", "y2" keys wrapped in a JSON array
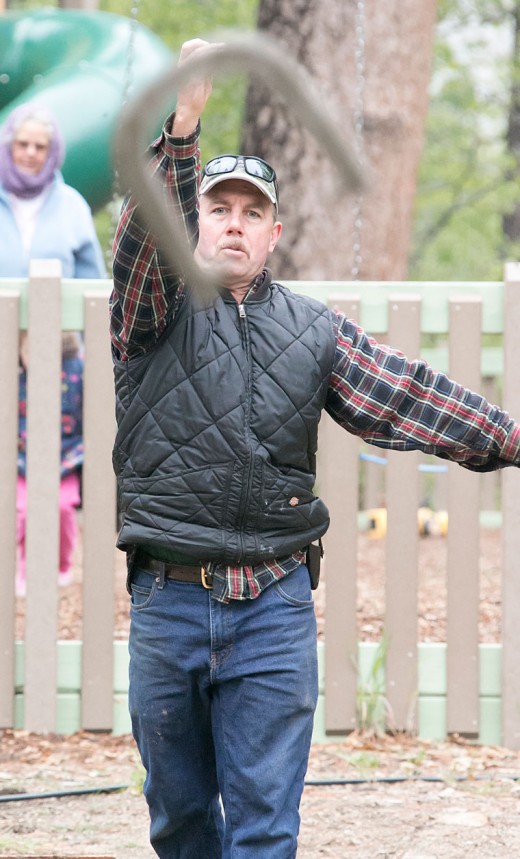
[
  {"x1": 274, "y1": 564, "x2": 314, "y2": 607},
  {"x1": 130, "y1": 569, "x2": 158, "y2": 610}
]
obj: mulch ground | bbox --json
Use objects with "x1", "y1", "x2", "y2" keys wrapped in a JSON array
[{"x1": 1, "y1": 728, "x2": 520, "y2": 858}]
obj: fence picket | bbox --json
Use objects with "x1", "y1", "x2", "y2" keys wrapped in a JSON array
[
  {"x1": 24, "y1": 261, "x2": 62, "y2": 732},
  {"x1": 0, "y1": 292, "x2": 19, "y2": 728},
  {"x1": 446, "y1": 296, "x2": 482, "y2": 737},
  {"x1": 324, "y1": 297, "x2": 360, "y2": 735},
  {"x1": 502, "y1": 263, "x2": 520, "y2": 750},
  {"x1": 384, "y1": 295, "x2": 421, "y2": 731},
  {"x1": 81, "y1": 293, "x2": 117, "y2": 730}
]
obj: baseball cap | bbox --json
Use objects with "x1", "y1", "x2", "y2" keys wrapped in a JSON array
[{"x1": 200, "y1": 154, "x2": 279, "y2": 213}]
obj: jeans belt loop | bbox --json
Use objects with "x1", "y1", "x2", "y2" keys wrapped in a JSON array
[{"x1": 155, "y1": 561, "x2": 166, "y2": 590}]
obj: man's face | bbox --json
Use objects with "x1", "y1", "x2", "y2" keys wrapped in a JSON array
[{"x1": 194, "y1": 179, "x2": 282, "y2": 294}]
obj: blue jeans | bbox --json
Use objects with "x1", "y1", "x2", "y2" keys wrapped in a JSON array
[{"x1": 128, "y1": 563, "x2": 318, "y2": 859}]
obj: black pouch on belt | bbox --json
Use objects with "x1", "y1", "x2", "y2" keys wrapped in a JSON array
[{"x1": 306, "y1": 539, "x2": 324, "y2": 590}]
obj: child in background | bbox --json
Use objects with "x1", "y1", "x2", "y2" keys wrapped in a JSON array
[{"x1": 16, "y1": 331, "x2": 84, "y2": 597}]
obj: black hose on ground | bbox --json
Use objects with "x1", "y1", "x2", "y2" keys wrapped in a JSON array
[
  {"x1": 0, "y1": 783, "x2": 128, "y2": 803},
  {"x1": 2, "y1": 772, "x2": 520, "y2": 803}
]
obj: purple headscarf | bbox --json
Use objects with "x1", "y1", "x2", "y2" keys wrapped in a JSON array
[{"x1": 0, "y1": 102, "x2": 65, "y2": 199}]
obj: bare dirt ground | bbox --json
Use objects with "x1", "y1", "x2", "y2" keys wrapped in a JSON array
[
  {"x1": 2, "y1": 729, "x2": 520, "y2": 858},
  {"x1": 4, "y1": 528, "x2": 518, "y2": 859}
]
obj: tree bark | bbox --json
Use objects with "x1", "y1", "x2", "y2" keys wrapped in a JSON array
[{"x1": 241, "y1": 0, "x2": 437, "y2": 280}]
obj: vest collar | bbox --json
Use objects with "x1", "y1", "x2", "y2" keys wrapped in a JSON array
[{"x1": 219, "y1": 267, "x2": 273, "y2": 304}]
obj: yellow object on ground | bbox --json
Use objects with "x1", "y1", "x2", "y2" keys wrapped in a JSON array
[{"x1": 364, "y1": 507, "x2": 448, "y2": 538}]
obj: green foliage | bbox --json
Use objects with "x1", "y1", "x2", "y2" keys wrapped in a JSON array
[
  {"x1": 407, "y1": 747, "x2": 427, "y2": 767},
  {"x1": 129, "y1": 760, "x2": 146, "y2": 794},
  {"x1": 409, "y1": 0, "x2": 520, "y2": 280},
  {"x1": 348, "y1": 751, "x2": 381, "y2": 774},
  {"x1": 95, "y1": 0, "x2": 258, "y2": 259},
  {"x1": 99, "y1": 0, "x2": 258, "y2": 162},
  {"x1": 356, "y1": 638, "x2": 389, "y2": 736},
  {"x1": 94, "y1": 202, "x2": 120, "y2": 275},
  {"x1": 100, "y1": 0, "x2": 257, "y2": 45},
  {"x1": 8, "y1": 0, "x2": 52, "y2": 8}
]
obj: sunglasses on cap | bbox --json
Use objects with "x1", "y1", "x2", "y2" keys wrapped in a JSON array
[
  {"x1": 203, "y1": 154, "x2": 277, "y2": 182},
  {"x1": 201, "y1": 155, "x2": 279, "y2": 210}
]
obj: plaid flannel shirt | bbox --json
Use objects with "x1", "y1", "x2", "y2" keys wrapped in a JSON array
[{"x1": 110, "y1": 114, "x2": 520, "y2": 602}]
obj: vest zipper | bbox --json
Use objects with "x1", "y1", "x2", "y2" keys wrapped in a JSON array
[
  {"x1": 237, "y1": 302, "x2": 254, "y2": 560},
  {"x1": 237, "y1": 303, "x2": 252, "y2": 419}
]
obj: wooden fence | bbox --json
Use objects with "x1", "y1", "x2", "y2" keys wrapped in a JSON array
[{"x1": 1, "y1": 259, "x2": 520, "y2": 748}]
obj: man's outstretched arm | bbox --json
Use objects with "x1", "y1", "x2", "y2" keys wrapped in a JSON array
[{"x1": 326, "y1": 312, "x2": 520, "y2": 472}]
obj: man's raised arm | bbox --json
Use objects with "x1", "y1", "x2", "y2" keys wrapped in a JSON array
[{"x1": 110, "y1": 38, "x2": 215, "y2": 360}]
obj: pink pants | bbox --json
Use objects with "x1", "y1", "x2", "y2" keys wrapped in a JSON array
[{"x1": 16, "y1": 471, "x2": 81, "y2": 581}]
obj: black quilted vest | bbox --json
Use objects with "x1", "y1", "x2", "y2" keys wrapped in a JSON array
[{"x1": 112, "y1": 278, "x2": 336, "y2": 564}]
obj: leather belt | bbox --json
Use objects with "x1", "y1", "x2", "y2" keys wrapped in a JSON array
[{"x1": 135, "y1": 549, "x2": 213, "y2": 589}]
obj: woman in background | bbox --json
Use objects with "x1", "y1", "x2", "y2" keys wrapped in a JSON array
[
  {"x1": 0, "y1": 102, "x2": 104, "y2": 595},
  {"x1": 0, "y1": 101, "x2": 105, "y2": 277}
]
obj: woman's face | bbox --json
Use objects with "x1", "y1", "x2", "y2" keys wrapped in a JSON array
[{"x1": 11, "y1": 119, "x2": 51, "y2": 175}]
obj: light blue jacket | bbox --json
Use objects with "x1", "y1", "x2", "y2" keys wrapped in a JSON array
[{"x1": 0, "y1": 172, "x2": 106, "y2": 278}]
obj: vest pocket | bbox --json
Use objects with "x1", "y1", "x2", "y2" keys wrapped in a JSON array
[
  {"x1": 119, "y1": 462, "x2": 235, "y2": 529},
  {"x1": 257, "y1": 462, "x2": 328, "y2": 533}
]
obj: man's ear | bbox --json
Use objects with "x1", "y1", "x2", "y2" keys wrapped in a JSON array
[{"x1": 269, "y1": 220, "x2": 283, "y2": 253}]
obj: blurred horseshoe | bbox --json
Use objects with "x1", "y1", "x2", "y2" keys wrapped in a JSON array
[{"x1": 114, "y1": 30, "x2": 366, "y2": 293}]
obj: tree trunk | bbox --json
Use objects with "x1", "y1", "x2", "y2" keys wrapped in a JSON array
[{"x1": 241, "y1": 0, "x2": 437, "y2": 280}]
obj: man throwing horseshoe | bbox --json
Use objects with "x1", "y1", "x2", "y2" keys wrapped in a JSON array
[{"x1": 110, "y1": 38, "x2": 520, "y2": 859}]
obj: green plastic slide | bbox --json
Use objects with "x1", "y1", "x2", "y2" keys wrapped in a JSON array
[{"x1": 0, "y1": 8, "x2": 174, "y2": 211}]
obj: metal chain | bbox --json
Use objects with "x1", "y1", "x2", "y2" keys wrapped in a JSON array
[
  {"x1": 121, "y1": 1, "x2": 142, "y2": 132},
  {"x1": 351, "y1": 0, "x2": 366, "y2": 279},
  {"x1": 106, "y1": 0, "x2": 142, "y2": 269}
]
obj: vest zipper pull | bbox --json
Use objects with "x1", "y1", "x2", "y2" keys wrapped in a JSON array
[{"x1": 238, "y1": 304, "x2": 246, "y2": 319}]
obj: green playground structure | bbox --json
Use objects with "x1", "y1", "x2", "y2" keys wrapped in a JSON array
[{"x1": 0, "y1": 7, "x2": 174, "y2": 212}]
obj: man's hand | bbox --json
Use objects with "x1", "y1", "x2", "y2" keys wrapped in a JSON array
[{"x1": 172, "y1": 39, "x2": 218, "y2": 137}]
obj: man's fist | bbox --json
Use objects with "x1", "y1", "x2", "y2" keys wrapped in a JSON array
[{"x1": 173, "y1": 38, "x2": 221, "y2": 136}]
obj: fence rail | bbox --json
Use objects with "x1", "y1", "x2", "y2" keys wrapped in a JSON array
[{"x1": 1, "y1": 260, "x2": 520, "y2": 747}]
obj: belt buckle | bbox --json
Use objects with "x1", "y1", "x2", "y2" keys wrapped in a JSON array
[{"x1": 200, "y1": 564, "x2": 213, "y2": 589}]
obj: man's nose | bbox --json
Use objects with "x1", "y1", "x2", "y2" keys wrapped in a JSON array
[{"x1": 226, "y1": 209, "x2": 244, "y2": 233}]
